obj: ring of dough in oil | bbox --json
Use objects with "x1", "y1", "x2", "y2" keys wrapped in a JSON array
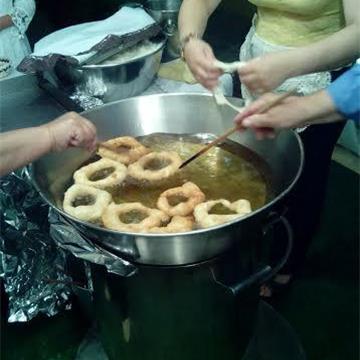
[
  {"x1": 102, "y1": 202, "x2": 169, "y2": 233},
  {"x1": 74, "y1": 158, "x2": 127, "y2": 189},
  {"x1": 63, "y1": 184, "x2": 112, "y2": 222},
  {"x1": 194, "y1": 199, "x2": 251, "y2": 228},
  {"x1": 97, "y1": 136, "x2": 150, "y2": 165},
  {"x1": 149, "y1": 215, "x2": 194, "y2": 234},
  {"x1": 157, "y1": 182, "x2": 205, "y2": 216},
  {"x1": 127, "y1": 151, "x2": 181, "y2": 182}
]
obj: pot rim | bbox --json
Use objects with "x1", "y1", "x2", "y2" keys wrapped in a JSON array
[
  {"x1": 29, "y1": 93, "x2": 304, "y2": 238},
  {"x1": 80, "y1": 36, "x2": 166, "y2": 70}
]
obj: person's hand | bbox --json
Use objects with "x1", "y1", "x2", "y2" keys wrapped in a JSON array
[
  {"x1": 234, "y1": 90, "x2": 343, "y2": 139},
  {"x1": 238, "y1": 52, "x2": 293, "y2": 95},
  {"x1": 42, "y1": 112, "x2": 97, "y2": 152},
  {"x1": 183, "y1": 38, "x2": 222, "y2": 89},
  {"x1": 234, "y1": 93, "x2": 303, "y2": 139}
]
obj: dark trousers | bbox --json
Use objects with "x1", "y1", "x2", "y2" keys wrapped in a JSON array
[
  {"x1": 280, "y1": 121, "x2": 345, "y2": 274},
  {"x1": 279, "y1": 68, "x2": 348, "y2": 274}
]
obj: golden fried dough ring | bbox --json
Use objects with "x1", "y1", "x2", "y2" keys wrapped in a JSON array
[
  {"x1": 74, "y1": 158, "x2": 127, "y2": 189},
  {"x1": 97, "y1": 136, "x2": 150, "y2": 165},
  {"x1": 149, "y1": 216, "x2": 194, "y2": 234},
  {"x1": 194, "y1": 199, "x2": 252, "y2": 228},
  {"x1": 63, "y1": 184, "x2": 112, "y2": 222},
  {"x1": 102, "y1": 202, "x2": 169, "y2": 233},
  {"x1": 127, "y1": 151, "x2": 182, "y2": 182},
  {"x1": 157, "y1": 182, "x2": 205, "y2": 216}
]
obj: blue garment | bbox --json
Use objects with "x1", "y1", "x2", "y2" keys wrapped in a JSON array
[{"x1": 327, "y1": 63, "x2": 360, "y2": 121}]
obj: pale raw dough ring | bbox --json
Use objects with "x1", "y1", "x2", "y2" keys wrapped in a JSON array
[
  {"x1": 102, "y1": 202, "x2": 169, "y2": 233},
  {"x1": 194, "y1": 199, "x2": 252, "y2": 228},
  {"x1": 74, "y1": 158, "x2": 127, "y2": 189},
  {"x1": 157, "y1": 182, "x2": 206, "y2": 216},
  {"x1": 127, "y1": 151, "x2": 182, "y2": 182},
  {"x1": 63, "y1": 184, "x2": 112, "y2": 222},
  {"x1": 149, "y1": 215, "x2": 194, "y2": 234},
  {"x1": 97, "y1": 136, "x2": 150, "y2": 165}
]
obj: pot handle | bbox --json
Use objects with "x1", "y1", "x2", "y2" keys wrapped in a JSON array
[
  {"x1": 211, "y1": 214, "x2": 293, "y2": 296},
  {"x1": 260, "y1": 214, "x2": 293, "y2": 283}
]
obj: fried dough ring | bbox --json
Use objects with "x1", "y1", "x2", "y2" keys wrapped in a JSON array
[
  {"x1": 63, "y1": 184, "x2": 112, "y2": 222},
  {"x1": 74, "y1": 158, "x2": 127, "y2": 189},
  {"x1": 102, "y1": 202, "x2": 169, "y2": 233},
  {"x1": 157, "y1": 182, "x2": 206, "y2": 216},
  {"x1": 127, "y1": 151, "x2": 182, "y2": 182},
  {"x1": 149, "y1": 215, "x2": 194, "y2": 234},
  {"x1": 97, "y1": 136, "x2": 150, "y2": 165},
  {"x1": 194, "y1": 199, "x2": 252, "y2": 228}
]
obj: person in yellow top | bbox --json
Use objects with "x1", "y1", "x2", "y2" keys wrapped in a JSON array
[{"x1": 178, "y1": 0, "x2": 359, "y2": 297}]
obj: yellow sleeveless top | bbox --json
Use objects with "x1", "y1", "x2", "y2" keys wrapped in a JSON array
[{"x1": 249, "y1": 0, "x2": 345, "y2": 46}]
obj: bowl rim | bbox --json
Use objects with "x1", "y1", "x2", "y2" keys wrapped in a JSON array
[{"x1": 80, "y1": 36, "x2": 167, "y2": 69}]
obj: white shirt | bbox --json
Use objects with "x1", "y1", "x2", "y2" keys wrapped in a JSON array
[{"x1": 0, "y1": 0, "x2": 35, "y2": 78}]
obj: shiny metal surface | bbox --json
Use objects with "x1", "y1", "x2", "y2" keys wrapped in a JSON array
[
  {"x1": 0, "y1": 74, "x2": 65, "y2": 133},
  {"x1": 53, "y1": 36, "x2": 166, "y2": 103},
  {"x1": 29, "y1": 93, "x2": 304, "y2": 265},
  {"x1": 145, "y1": 0, "x2": 182, "y2": 59}
]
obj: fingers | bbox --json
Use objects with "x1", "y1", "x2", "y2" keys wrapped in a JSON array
[
  {"x1": 47, "y1": 112, "x2": 98, "y2": 152},
  {"x1": 234, "y1": 93, "x2": 277, "y2": 125},
  {"x1": 242, "y1": 114, "x2": 276, "y2": 129},
  {"x1": 193, "y1": 63, "x2": 220, "y2": 89},
  {"x1": 237, "y1": 57, "x2": 280, "y2": 95},
  {"x1": 253, "y1": 128, "x2": 276, "y2": 140},
  {"x1": 234, "y1": 93, "x2": 285, "y2": 140},
  {"x1": 184, "y1": 39, "x2": 221, "y2": 90},
  {"x1": 240, "y1": 75, "x2": 267, "y2": 95},
  {"x1": 68, "y1": 113, "x2": 97, "y2": 151}
]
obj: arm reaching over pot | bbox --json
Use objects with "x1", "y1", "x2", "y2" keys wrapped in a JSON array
[
  {"x1": 178, "y1": 0, "x2": 222, "y2": 89},
  {"x1": 0, "y1": 112, "x2": 97, "y2": 177},
  {"x1": 234, "y1": 64, "x2": 360, "y2": 139}
]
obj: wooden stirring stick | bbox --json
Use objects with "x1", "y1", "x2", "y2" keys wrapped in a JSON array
[{"x1": 179, "y1": 90, "x2": 297, "y2": 170}]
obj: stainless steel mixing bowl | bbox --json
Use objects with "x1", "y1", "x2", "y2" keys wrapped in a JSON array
[{"x1": 53, "y1": 36, "x2": 166, "y2": 103}]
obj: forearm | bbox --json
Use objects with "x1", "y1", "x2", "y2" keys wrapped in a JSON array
[
  {"x1": 300, "y1": 90, "x2": 344, "y2": 125},
  {"x1": 0, "y1": 15, "x2": 13, "y2": 30},
  {"x1": 0, "y1": 126, "x2": 52, "y2": 177},
  {"x1": 285, "y1": 24, "x2": 360, "y2": 78},
  {"x1": 178, "y1": 0, "x2": 221, "y2": 39}
]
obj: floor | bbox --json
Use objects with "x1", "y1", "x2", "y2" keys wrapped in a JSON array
[
  {"x1": 1, "y1": 160, "x2": 358, "y2": 360},
  {"x1": 332, "y1": 145, "x2": 360, "y2": 175}
]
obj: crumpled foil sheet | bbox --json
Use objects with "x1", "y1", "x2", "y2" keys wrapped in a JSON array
[
  {"x1": 70, "y1": 90, "x2": 104, "y2": 111},
  {"x1": 0, "y1": 170, "x2": 71, "y2": 322},
  {"x1": 48, "y1": 210, "x2": 137, "y2": 278}
]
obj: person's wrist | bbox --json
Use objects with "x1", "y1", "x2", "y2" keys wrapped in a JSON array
[
  {"x1": 299, "y1": 91, "x2": 332, "y2": 123},
  {"x1": 40, "y1": 124, "x2": 56, "y2": 152},
  {"x1": 180, "y1": 33, "x2": 199, "y2": 61}
]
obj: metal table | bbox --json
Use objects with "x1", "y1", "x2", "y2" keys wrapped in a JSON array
[{"x1": 0, "y1": 74, "x2": 66, "y2": 133}]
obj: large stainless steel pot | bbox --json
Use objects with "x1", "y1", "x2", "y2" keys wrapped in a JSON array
[
  {"x1": 29, "y1": 93, "x2": 304, "y2": 266},
  {"x1": 52, "y1": 36, "x2": 166, "y2": 103}
]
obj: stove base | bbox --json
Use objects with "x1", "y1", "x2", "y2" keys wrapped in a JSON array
[{"x1": 76, "y1": 300, "x2": 306, "y2": 360}]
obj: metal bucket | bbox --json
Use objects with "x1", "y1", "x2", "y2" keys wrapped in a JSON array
[{"x1": 145, "y1": 0, "x2": 182, "y2": 58}]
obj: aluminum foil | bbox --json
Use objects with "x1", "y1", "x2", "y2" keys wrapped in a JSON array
[
  {"x1": 48, "y1": 210, "x2": 137, "y2": 278},
  {"x1": 0, "y1": 170, "x2": 71, "y2": 322},
  {"x1": 70, "y1": 90, "x2": 104, "y2": 111}
]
